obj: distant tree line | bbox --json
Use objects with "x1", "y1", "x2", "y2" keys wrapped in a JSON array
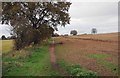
[
  {"x1": 1, "y1": 35, "x2": 6, "y2": 40},
  {"x1": 52, "y1": 33, "x2": 59, "y2": 37},
  {"x1": 0, "y1": 35, "x2": 16, "y2": 40},
  {"x1": 49, "y1": 28, "x2": 97, "y2": 37}
]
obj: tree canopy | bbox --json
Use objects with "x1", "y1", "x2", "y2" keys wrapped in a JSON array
[
  {"x1": 91, "y1": 28, "x2": 97, "y2": 34},
  {"x1": 1, "y1": 35, "x2": 6, "y2": 40},
  {"x1": 2, "y1": 2, "x2": 71, "y2": 50},
  {"x1": 70, "y1": 30, "x2": 77, "y2": 35}
]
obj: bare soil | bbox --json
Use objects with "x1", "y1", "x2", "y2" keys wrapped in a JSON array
[{"x1": 54, "y1": 33, "x2": 118, "y2": 76}]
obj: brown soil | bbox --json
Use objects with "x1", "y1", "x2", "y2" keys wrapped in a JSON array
[
  {"x1": 54, "y1": 33, "x2": 118, "y2": 76},
  {"x1": 49, "y1": 44, "x2": 56, "y2": 64}
]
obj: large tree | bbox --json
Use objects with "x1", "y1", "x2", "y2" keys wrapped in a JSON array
[{"x1": 2, "y1": 2, "x2": 71, "y2": 50}]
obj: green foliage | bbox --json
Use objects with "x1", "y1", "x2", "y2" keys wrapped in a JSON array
[
  {"x1": 2, "y1": 2, "x2": 71, "y2": 50},
  {"x1": 58, "y1": 60, "x2": 97, "y2": 76},
  {"x1": 49, "y1": 71, "x2": 60, "y2": 76}
]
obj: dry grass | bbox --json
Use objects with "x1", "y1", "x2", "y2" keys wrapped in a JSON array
[
  {"x1": 55, "y1": 33, "x2": 118, "y2": 76},
  {"x1": 0, "y1": 40, "x2": 14, "y2": 54},
  {"x1": 70, "y1": 32, "x2": 118, "y2": 42}
]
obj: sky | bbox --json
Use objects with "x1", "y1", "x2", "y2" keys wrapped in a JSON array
[
  {"x1": 55, "y1": 1, "x2": 118, "y2": 35},
  {"x1": 0, "y1": 0, "x2": 119, "y2": 37}
]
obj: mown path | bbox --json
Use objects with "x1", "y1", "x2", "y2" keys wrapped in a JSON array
[
  {"x1": 49, "y1": 38, "x2": 57, "y2": 68},
  {"x1": 49, "y1": 38, "x2": 68, "y2": 76}
]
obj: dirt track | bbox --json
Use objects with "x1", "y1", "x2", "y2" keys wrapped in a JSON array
[
  {"x1": 49, "y1": 39, "x2": 68, "y2": 75},
  {"x1": 49, "y1": 40, "x2": 59, "y2": 70}
]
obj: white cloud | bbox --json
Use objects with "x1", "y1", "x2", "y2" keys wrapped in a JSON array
[
  {"x1": 70, "y1": 0, "x2": 119, "y2": 2},
  {"x1": 0, "y1": 24, "x2": 12, "y2": 37},
  {"x1": 55, "y1": 2, "x2": 118, "y2": 35}
]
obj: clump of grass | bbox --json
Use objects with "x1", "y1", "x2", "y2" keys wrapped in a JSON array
[
  {"x1": 49, "y1": 71, "x2": 60, "y2": 76},
  {"x1": 88, "y1": 53, "x2": 110, "y2": 59},
  {"x1": 87, "y1": 53, "x2": 118, "y2": 74},
  {"x1": 57, "y1": 60, "x2": 97, "y2": 76},
  {"x1": 98, "y1": 60, "x2": 118, "y2": 74}
]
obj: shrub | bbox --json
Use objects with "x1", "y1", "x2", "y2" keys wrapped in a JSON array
[
  {"x1": 70, "y1": 30, "x2": 77, "y2": 35},
  {"x1": 68, "y1": 64, "x2": 97, "y2": 76}
]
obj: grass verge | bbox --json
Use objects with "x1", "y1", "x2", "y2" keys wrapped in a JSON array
[
  {"x1": 57, "y1": 60, "x2": 98, "y2": 77},
  {"x1": 2, "y1": 38, "x2": 60, "y2": 76}
]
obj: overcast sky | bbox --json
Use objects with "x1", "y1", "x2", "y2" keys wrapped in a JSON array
[
  {"x1": 55, "y1": 2, "x2": 118, "y2": 35},
  {"x1": 0, "y1": 0, "x2": 119, "y2": 37}
]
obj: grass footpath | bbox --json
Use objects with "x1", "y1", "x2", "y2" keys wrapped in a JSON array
[{"x1": 2, "y1": 39, "x2": 60, "y2": 76}]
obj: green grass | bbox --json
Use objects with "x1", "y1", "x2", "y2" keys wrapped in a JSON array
[
  {"x1": 87, "y1": 53, "x2": 118, "y2": 74},
  {"x1": 98, "y1": 60, "x2": 118, "y2": 73},
  {"x1": 3, "y1": 46, "x2": 51, "y2": 76},
  {"x1": 57, "y1": 60, "x2": 97, "y2": 77},
  {"x1": 2, "y1": 38, "x2": 60, "y2": 76},
  {"x1": 88, "y1": 53, "x2": 110, "y2": 59}
]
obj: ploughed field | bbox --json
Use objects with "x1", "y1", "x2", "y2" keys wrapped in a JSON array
[{"x1": 54, "y1": 33, "x2": 118, "y2": 76}]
